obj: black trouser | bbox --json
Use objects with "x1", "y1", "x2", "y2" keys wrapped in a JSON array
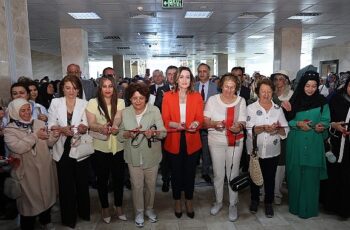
[
  {"x1": 95, "y1": 150, "x2": 125, "y2": 208},
  {"x1": 20, "y1": 207, "x2": 51, "y2": 230},
  {"x1": 56, "y1": 149, "x2": 90, "y2": 228},
  {"x1": 168, "y1": 132, "x2": 200, "y2": 200},
  {"x1": 250, "y1": 155, "x2": 279, "y2": 204},
  {"x1": 160, "y1": 140, "x2": 171, "y2": 182}
]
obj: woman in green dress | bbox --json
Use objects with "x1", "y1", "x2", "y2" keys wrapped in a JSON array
[{"x1": 285, "y1": 71, "x2": 330, "y2": 218}]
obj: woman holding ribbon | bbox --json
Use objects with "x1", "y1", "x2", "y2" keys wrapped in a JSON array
[
  {"x1": 204, "y1": 73, "x2": 247, "y2": 221},
  {"x1": 162, "y1": 66, "x2": 204, "y2": 219}
]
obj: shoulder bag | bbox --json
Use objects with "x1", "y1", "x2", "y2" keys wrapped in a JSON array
[{"x1": 249, "y1": 126, "x2": 264, "y2": 186}]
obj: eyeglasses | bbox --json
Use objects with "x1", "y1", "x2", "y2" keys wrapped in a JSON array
[{"x1": 131, "y1": 96, "x2": 146, "y2": 102}]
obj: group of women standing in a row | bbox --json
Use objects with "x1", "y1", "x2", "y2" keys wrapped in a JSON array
[{"x1": 3, "y1": 68, "x2": 350, "y2": 229}]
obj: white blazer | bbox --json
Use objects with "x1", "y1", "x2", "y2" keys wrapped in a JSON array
[{"x1": 48, "y1": 97, "x2": 88, "y2": 162}]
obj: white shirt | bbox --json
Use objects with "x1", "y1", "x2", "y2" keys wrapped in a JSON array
[
  {"x1": 246, "y1": 100, "x2": 289, "y2": 159},
  {"x1": 180, "y1": 103, "x2": 186, "y2": 123},
  {"x1": 204, "y1": 95, "x2": 247, "y2": 145},
  {"x1": 199, "y1": 81, "x2": 209, "y2": 101}
]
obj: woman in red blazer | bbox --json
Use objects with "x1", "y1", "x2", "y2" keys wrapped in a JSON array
[{"x1": 162, "y1": 66, "x2": 204, "y2": 219}]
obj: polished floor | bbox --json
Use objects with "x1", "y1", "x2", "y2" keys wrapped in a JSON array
[{"x1": 2, "y1": 172, "x2": 350, "y2": 230}]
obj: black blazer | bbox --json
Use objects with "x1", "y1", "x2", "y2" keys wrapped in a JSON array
[
  {"x1": 154, "y1": 84, "x2": 171, "y2": 112},
  {"x1": 239, "y1": 85, "x2": 250, "y2": 104}
]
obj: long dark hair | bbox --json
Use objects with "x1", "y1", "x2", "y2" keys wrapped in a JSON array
[
  {"x1": 96, "y1": 75, "x2": 118, "y2": 125},
  {"x1": 173, "y1": 66, "x2": 195, "y2": 93}
]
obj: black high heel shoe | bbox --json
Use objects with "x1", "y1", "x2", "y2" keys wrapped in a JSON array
[
  {"x1": 185, "y1": 200, "x2": 195, "y2": 219},
  {"x1": 174, "y1": 200, "x2": 182, "y2": 218},
  {"x1": 174, "y1": 211, "x2": 182, "y2": 218}
]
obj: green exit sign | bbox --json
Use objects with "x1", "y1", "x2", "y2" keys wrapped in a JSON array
[{"x1": 162, "y1": 0, "x2": 183, "y2": 9}]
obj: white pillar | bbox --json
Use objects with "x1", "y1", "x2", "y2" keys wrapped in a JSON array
[
  {"x1": 274, "y1": 24, "x2": 302, "y2": 79},
  {"x1": 0, "y1": 0, "x2": 32, "y2": 103},
  {"x1": 217, "y1": 53, "x2": 228, "y2": 76},
  {"x1": 60, "y1": 28, "x2": 89, "y2": 79}
]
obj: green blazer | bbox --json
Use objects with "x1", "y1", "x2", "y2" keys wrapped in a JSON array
[{"x1": 118, "y1": 104, "x2": 166, "y2": 168}]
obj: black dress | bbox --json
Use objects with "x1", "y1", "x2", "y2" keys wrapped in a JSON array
[{"x1": 321, "y1": 92, "x2": 350, "y2": 218}]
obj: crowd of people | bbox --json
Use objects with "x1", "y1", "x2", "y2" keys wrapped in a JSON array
[{"x1": 0, "y1": 63, "x2": 349, "y2": 229}]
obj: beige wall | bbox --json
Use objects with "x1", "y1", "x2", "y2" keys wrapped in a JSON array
[
  {"x1": 31, "y1": 50, "x2": 63, "y2": 81},
  {"x1": 312, "y1": 43, "x2": 350, "y2": 74}
]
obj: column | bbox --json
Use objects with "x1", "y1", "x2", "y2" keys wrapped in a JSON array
[
  {"x1": 124, "y1": 59, "x2": 131, "y2": 79},
  {"x1": 0, "y1": 0, "x2": 32, "y2": 103},
  {"x1": 131, "y1": 60, "x2": 138, "y2": 78},
  {"x1": 60, "y1": 28, "x2": 89, "y2": 79},
  {"x1": 113, "y1": 54, "x2": 124, "y2": 81},
  {"x1": 217, "y1": 53, "x2": 228, "y2": 77},
  {"x1": 273, "y1": 24, "x2": 302, "y2": 80}
]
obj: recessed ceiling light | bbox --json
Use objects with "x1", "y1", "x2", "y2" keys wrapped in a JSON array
[
  {"x1": 185, "y1": 11, "x2": 213, "y2": 19},
  {"x1": 315, "y1": 36, "x2": 336, "y2": 40},
  {"x1": 288, "y1": 12, "x2": 321, "y2": 20},
  {"x1": 248, "y1": 35, "x2": 265, "y2": 39},
  {"x1": 254, "y1": 52, "x2": 265, "y2": 54},
  {"x1": 68, "y1": 12, "x2": 101, "y2": 20}
]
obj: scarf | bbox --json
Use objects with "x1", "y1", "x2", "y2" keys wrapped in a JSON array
[{"x1": 286, "y1": 71, "x2": 327, "y2": 121}]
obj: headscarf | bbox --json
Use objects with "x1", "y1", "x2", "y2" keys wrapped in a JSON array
[
  {"x1": 285, "y1": 71, "x2": 327, "y2": 121},
  {"x1": 8, "y1": 98, "x2": 33, "y2": 124}
]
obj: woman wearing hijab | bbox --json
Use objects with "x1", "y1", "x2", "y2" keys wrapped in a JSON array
[
  {"x1": 4, "y1": 98, "x2": 59, "y2": 230},
  {"x1": 321, "y1": 77, "x2": 350, "y2": 218},
  {"x1": 285, "y1": 71, "x2": 330, "y2": 218}
]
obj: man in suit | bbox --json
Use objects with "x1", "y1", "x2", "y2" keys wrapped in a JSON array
[
  {"x1": 231, "y1": 66, "x2": 250, "y2": 103},
  {"x1": 149, "y1": 69, "x2": 164, "y2": 96},
  {"x1": 195, "y1": 63, "x2": 219, "y2": 184},
  {"x1": 154, "y1": 65, "x2": 178, "y2": 192},
  {"x1": 231, "y1": 66, "x2": 250, "y2": 173},
  {"x1": 67, "y1": 64, "x2": 96, "y2": 101}
]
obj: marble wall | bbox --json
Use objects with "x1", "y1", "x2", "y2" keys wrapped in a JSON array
[
  {"x1": 31, "y1": 50, "x2": 63, "y2": 81},
  {"x1": 312, "y1": 43, "x2": 350, "y2": 73}
]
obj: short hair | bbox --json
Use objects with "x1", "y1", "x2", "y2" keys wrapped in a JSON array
[
  {"x1": 126, "y1": 82, "x2": 150, "y2": 103},
  {"x1": 166, "y1": 65, "x2": 178, "y2": 75},
  {"x1": 10, "y1": 82, "x2": 30, "y2": 98},
  {"x1": 59, "y1": 75, "x2": 83, "y2": 99},
  {"x1": 218, "y1": 73, "x2": 241, "y2": 91},
  {"x1": 255, "y1": 78, "x2": 275, "y2": 96},
  {"x1": 102, "y1": 67, "x2": 114, "y2": 76},
  {"x1": 231, "y1": 66, "x2": 245, "y2": 74},
  {"x1": 173, "y1": 66, "x2": 196, "y2": 93},
  {"x1": 197, "y1": 63, "x2": 210, "y2": 71}
]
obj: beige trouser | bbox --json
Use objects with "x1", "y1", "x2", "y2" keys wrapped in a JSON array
[
  {"x1": 209, "y1": 140, "x2": 243, "y2": 205},
  {"x1": 128, "y1": 164, "x2": 159, "y2": 212}
]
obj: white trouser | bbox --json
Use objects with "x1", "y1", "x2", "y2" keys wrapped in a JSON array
[
  {"x1": 209, "y1": 140, "x2": 243, "y2": 205},
  {"x1": 274, "y1": 165, "x2": 285, "y2": 198}
]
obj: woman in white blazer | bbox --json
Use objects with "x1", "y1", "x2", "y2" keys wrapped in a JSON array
[{"x1": 48, "y1": 75, "x2": 90, "y2": 228}]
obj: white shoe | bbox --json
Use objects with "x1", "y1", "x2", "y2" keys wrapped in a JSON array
[
  {"x1": 145, "y1": 209, "x2": 158, "y2": 223},
  {"x1": 135, "y1": 211, "x2": 144, "y2": 227},
  {"x1": 229, "y1": 205, "x2": 238, "y2": 222},
  {"x1": 274, "y1": 196, "x2": 282, "y2": 205},
  {"x1": 118, "y1": 214, "x2": 127, "y2": 221},
  {"x1": 210, "y1": 203, "x2": 223, "y2": 215}
]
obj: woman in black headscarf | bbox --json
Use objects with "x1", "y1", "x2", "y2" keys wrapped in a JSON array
[
  {"x1": 321, "y1": 76, "x2": 350, "y2": 218},
  {"x1": 285, "y1": 71, "x2": 330, "y2": 219}
]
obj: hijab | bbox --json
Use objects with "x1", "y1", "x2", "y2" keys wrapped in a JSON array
[
  {"x1": 286, "y1": 71, "x2": 327, "y2": 121},
  {"x1": 8, "y1": 98, "x2": 33, "y2": 125}
]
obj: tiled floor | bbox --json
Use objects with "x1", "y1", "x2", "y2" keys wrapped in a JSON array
[{"x1": 2, "y1": 173, "x2": 350, "y2": 230}]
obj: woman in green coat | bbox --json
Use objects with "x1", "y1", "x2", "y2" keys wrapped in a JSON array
[{"x1": 285, "y1": 71, "x2": 330, "y2": 218}]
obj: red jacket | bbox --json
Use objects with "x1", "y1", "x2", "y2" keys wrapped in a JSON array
[{"x1": 162, "y1": 91, "x2": 204, "y2": 155}]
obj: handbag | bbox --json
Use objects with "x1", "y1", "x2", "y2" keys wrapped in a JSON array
[
  {"x1": 229, "y1": 172, "x2": 250, "y2": 191},
  {"x1": 228, "y1": 135, "x2": 250, "y2": 191},
  {"x1": 70, "y1": 133, "x2": 94, "y2": 161},
  {"x1": 249, "y1": 126, "x2": 264, "y2": 186},
  {"x1": 4, "y1": 176, "x2": 22, "y2": 199}
]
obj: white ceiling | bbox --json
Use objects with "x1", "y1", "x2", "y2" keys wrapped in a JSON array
[{"x1": 27, "y1": 0, "x2": 350, "y2": 61}]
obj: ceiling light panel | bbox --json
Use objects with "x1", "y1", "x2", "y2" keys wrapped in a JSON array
[
  {"x1": 315, "y1": 36, "x2": 336, "y2": 40},
  {"x1": 248, "y1": 35, "x2": 265, "y2": 39},
  {"x1": 68, "y1": 12, "x2": 101, "y2": 20},
  {"x1": 185, "y1": 11, "x2": 213, "y2": 19}
]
